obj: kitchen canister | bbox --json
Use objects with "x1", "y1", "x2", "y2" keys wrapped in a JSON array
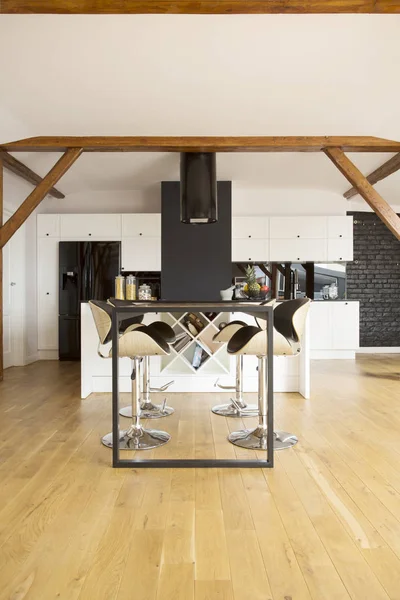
[
  {"x1": 126, "y1": 275, "x2": 137, "y2": 300},
  {"x1": 138, "y1": 283, "x2": 152, "y2": 300},
  {"x1": 115, "y1": 275, "x2": 125, "y2": 300}
]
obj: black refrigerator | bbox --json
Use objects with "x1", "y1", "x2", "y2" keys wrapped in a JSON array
[{"x1": 59, "y1": 241, "x2": 121, "y2": 360}]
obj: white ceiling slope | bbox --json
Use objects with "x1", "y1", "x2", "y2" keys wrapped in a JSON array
[{"x1": 0, "y1": 14, "x2": 400, "y2": 200}]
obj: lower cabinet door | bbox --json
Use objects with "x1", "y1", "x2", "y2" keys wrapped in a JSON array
[
  {"x1": 331, "y1": 302, "x2": 359, "y2": 349},
  {"x1": 122, "y1": 237, "x2": 161, "y2": 271},
  {"x1": 232, "y1": 239, "x2": 268, "y2": 262},
  {"x1": 38, "y1": 293, "x2": 58, "y2": 350},
  {"x1": 327, "y1": 238, "x2": 353, "y2": 262}
]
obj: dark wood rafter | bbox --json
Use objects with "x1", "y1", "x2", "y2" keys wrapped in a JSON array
[
  {"x1": 284, "y1": 263, "x2": 292, "y2": 300},
  {"x1": 2, "y1": 136, "x2": 400, "y2": 153},
  {"x1": 325, "y1": 148, "x2": 400, "y2": 241},
  {"x1": 257, "y1": 264, "x2": 272, "y2": 279},
  {"x1": 2, "y1": 0, "x2": 400, "y2": 13},
  {"x1": 235, "y1": 264, "x2": 247, "y2": 276},
  {"x1": 0, "y1": 151, "x2": 65, "y2": 199},
  {"x1": 302, "y1": 262, "x2": 315, "y2": 300},
  {"x1": 276, "y1": 264, "x2": 286, "y2": 276},
  {"x1": 0, "y1": 149, "x2": 82, "y2": 249},
  {"x1": 344, "y1": 152, "x2": 400, "y2": 199},
  {"x1": 271, "y1": 264, "x2": 278, "y2": 299}
]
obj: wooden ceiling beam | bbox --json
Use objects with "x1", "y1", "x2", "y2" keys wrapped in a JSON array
[
  {"x1": 344, "y1": 152, "x2": 400, "y2": 199},
  {"x1": 0, "y1": 151, "x2": 65, "y2": 199},
  {"x1": 0, "y1": 149, "x2": 82, "y2": 249},
  {"x1": 325, "y1": 148, "x2": 400, "y2": 241},
  {"x1": 2, "y1": 136, "x2": 400, "y2": 153},
  {"x1": 2, "y1": 0, "x2": 400, "y2": 13}
]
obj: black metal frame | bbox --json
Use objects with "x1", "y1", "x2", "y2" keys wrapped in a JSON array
[{"x1": 111, "y1": 302, "x2": 274, "y2": 468}]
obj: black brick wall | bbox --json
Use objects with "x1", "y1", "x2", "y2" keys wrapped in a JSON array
[{"x1": 347, "y1": 212, "x2": 400, "y2": 347}]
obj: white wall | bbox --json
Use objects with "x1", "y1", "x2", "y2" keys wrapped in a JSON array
[{"x1": 40, "y1": 183, "x2": 348, "y2": 217}]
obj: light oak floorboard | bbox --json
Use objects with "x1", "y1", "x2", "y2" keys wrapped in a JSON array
[{"x1": 0, "y1": 357, "x2": 400, "y2": 599}]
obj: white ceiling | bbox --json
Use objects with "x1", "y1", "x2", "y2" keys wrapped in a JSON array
[{"x1": 0, "y1": 14, "x2": 400, "y2": 199}]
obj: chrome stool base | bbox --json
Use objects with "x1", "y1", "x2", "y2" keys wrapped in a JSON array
[
  {"x1": 211, "y1": 402, "x2": 258, "y2": 418},
  {"x1": 119, "y1": 402, "x2": 174, "y2": 419},
  {"x1": 228, "y1": 427, "x2": 298, "y2": 451},
  {"x1": 101, "y1": 427, "x2": 170, "y2": 450}
]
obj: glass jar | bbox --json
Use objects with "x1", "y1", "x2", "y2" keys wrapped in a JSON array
[
  {"x1": 138, "y1": 283, "x2": 152, "y2": 301},
  {"x1": 115, "y1": 275, "x2": 125, "y2": 300},
  {"x1": 125, "y1": 275, "x2": 137, "y2": 300}
]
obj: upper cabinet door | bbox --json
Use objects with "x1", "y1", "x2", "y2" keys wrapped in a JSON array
[
  {"x1": 232, "y1": 217, "x2": 269, "y2": 239},
  {"x1": 270, "y1": 238, "x2": 327, "y2": 262},
  {"x1": 232, "y1": 239, "x2": 269, "y2": 262},
  {"x1": 270, "y1": 217, "x2": 327, "y2": 239},
  {"x1": 60, "y1": 214, "x2": 121, "y2": 239},
  {"x1": 122, "y1": 214, "x2": 161, "y2": 237},
  {"x1": 37, "y1": 214, "x2": 60, "y2": 238},
  {"x1": 327, "y1": 238, "x2": 353, "y2": 262},
  {"x1": 122, "y1": 237, "x2": 161, "y2": 272},
  {"x1": 327, "y1": 216, "x2": 353, "y2": 238}
]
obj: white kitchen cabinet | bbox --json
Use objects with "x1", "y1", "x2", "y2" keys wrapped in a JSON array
[
  {"x1": 232, "y1": 239, "x2": 269, "y2": 262},
  {"x1": 310, "y1": 301, "x2": 359, "y2": 357},
  {"x1": 331, "y1": 302, "x2": 360, "y2": 350},
  {"x1": 60, "y1": 214, "x2": 121, "y2": 240},
  {"x1": 37, "y1": 214, "x2": 60, "y2": 238},
  {"x1": 327, "y1": 216, "x2": 353, "y2": 239},
  {"x1": 327, "y1": 238, "x2": 353, "y2": 262},
  {"x1": 122, "y1": 237, "x2": 161, "y2": 272},
  {"x1": 270, "y1": 217, "x2": 327, "y2": 239},
  {"x1": 232, "y1": 217, "x2": 269, "y2": 240},
  {"x1": 309, "y1": 302, "x2": 332, "y2": 350},
  {"x1": 37, "y1": 237, "x2": 59, "y2": 350},
  {"x1": 122, "y1": 214, "x2": 161, "y2": 238},
  {"x1": 270, "y1": 238, "x2": 327, "y2": 262}
]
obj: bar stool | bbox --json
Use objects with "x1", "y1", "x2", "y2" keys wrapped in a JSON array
[
  {"x1": 89, "y1": 301, "x2": 172, "y2": 450},
  {"x1": 212, "y1": 321, "x2": 258, "y2": 417},
  {"x1": 108, "y1": 299, "x2": 175, "y2": 419},
  {"x1": 227, "y1": 298, "x2": 311, "y2": 450}
]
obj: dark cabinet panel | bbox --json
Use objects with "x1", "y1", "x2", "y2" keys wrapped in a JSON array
[{"x1": 161, "y1": 181, "x2": 232, "y2": 301}]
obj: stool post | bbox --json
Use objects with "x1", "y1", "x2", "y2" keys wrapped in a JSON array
[
  {"x1": 142, "y1": 355, "x2": 150, "y2": 403},
  {"x1": 131, "y1": 358, "x2": 141, "y2": 430},
  {"x1": 258, "y1": 356, "x2": 268, "y2": 431}
]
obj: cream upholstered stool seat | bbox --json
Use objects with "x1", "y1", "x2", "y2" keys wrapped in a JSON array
[
  {"x1": 89, "y1": 300, "x2": 172, "y2": 450},
  {"x1": 212, "y1": 321, "x2": 258, "y2": 417},
  {"x1": 227, "y1": 298, "x2": 311, "y2": 451}
]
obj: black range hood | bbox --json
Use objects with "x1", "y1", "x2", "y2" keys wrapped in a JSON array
[{"x1": 180, "y1": 152, "x2": 218, "y2": 224}]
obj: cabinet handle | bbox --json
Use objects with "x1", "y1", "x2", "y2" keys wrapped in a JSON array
[
  {"x1": 46, "y1": 233, "x2": 49, "y2": 236},
  {"x1": 46, "y1": 292, "x2": 50, "y2": 295},
  {"x1": 340, "y1": 257, "x2": 342, "y2": 260},
  {"x1": 297, "y1": 235, "x2": 300, "y2": 238},
  {"x1": 339, "y1": 234, "x2": 342, "y2": 238},
  {"x1": 248, "y1": 235, "x2": 251, "y2": 238},
  {"x1": 345, "y1": 302, "x2": 348, "y2": 305},
  {"x1": 139, "y1": 233, "x2": 142, "y2": 236},
  {"x1": 88, "y1": 233, "x2": 92, "y2": 236}
]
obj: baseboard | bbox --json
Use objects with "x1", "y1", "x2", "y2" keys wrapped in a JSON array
[
  {"x1": 24, "y1": 353, "x2": 40, "y2": 365},
  {"x1": 38, "y1": 350, "x2": 59, "y2": 360},
  {"x1": 311, "y1": 350, "x2": 356, "y2": 360},
  {"x1": 356, "y1": 347, "x2": 400, "y2": 354}
]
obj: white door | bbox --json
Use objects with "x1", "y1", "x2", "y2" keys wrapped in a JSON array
[
  {"x1": 3, "y1": 211, "x2": 25, "y2": 368},
  {"x1": 232, "y1": 217, "x2": 269, "y2": 240},
  {"x1": 331, "y1": 302, "x2": 360, "y2": 350}
]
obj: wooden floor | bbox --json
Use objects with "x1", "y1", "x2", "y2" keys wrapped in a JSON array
[{"x1": 1, "y1": 357, "x2": 400, "y2": 600}]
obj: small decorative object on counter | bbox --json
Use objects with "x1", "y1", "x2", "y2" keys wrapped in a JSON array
[
  {"x1": 125, "y1": 275, "x2": 137, "y2": 300},
  {"x1": 245, "y1": 265, "x2": 261, "y2": 298},
  {"x1": 138, "y1": 283, "x2": 152, "y2": 300},
  {"x1": 115, "y1": 275, "x2": 125, "y2": 300},
  {"x1": 220, "y1": 285, "x2": 234, "y2": 301}
]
